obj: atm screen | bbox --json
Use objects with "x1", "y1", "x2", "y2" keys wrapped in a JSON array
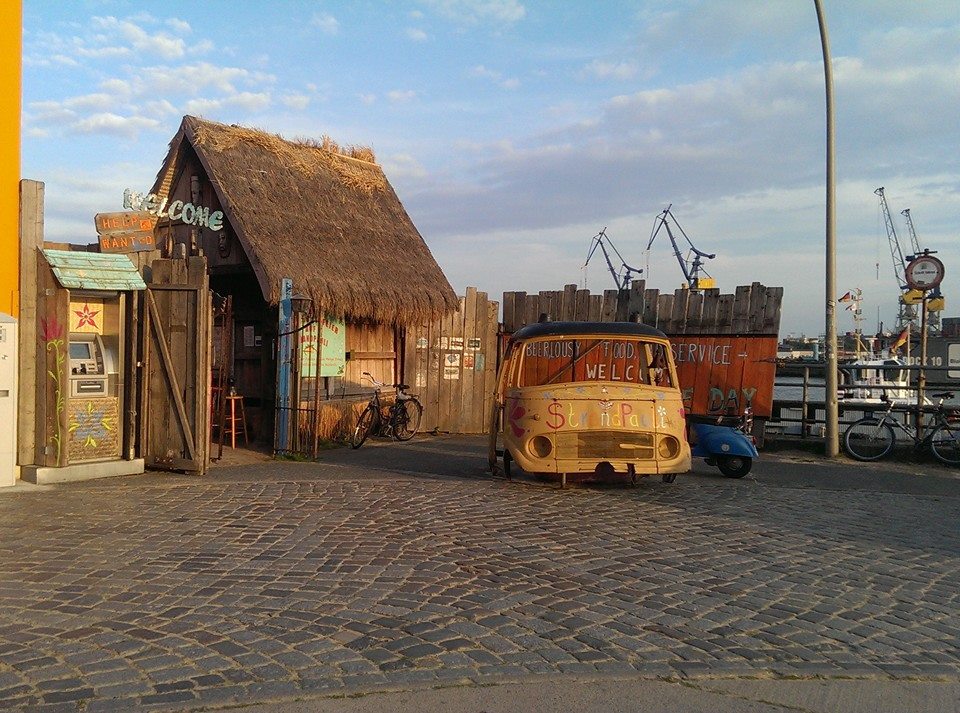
[{"x1": 69, "y1": 342, "x2": 92, "y2": 360}]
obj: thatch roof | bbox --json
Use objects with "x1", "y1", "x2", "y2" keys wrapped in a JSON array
[{"x1": 152, "y1": 116, "x2": 457, "y2": 324}]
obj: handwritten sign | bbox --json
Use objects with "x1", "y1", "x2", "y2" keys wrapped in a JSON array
[
  {"x1": 95, "y1": 211, "x2": 158, "y2": 253},
  {"x1": 521, "y1": 338, "x2": 672, "y2": 388}
]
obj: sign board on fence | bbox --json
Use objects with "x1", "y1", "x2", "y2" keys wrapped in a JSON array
[
  {"x1": 95, "y1": 211, "x2": 158, "y2": 253},
  {"x1": 670, "y1": 335, "x2": 778, "y2": 418}
]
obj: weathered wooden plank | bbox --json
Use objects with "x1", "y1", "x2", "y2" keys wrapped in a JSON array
[
  {"x1": 574, "y1": 289, "x2": 590, "y2": 321},
  {"x1": 686, "y1": 290, "x2": 705, "y2": 334},
  {"x1": 561, "y1": 284, "x2": 577, "y2": 321},
  {"x1": 524, "y1": 294, "x2": 540, "y2": 327},
  {"x1": 642, "y1": 288, "x2": 659, "y2": 326},
  {"x1": 538, "y1": 291, "x2": 553, "y2": 322},
  {"x1": 502, "y1": 292, "x2": 517, "y2": 335},
  {"x1": 669, "y1": 288, "x2": 690, "y2": 335},
  {"x1": 732, "y1": 285, "x2": 753, "y2": 334},
  {"x1": 700, "y1": 288, "x2": 721, "y2": 333},
  {"x1": 482, "y1": 299, "x2": 498, "y2": 437},
  {"x1": 601, "y1": 290, "x2": 618, "y2": 322},
  {"x1": 717, "y1": 294, "x2": 736, "y2": 334},
  {"x1": 461, "y1": 287, "x2": 479, "y2": 433},
  {"x1": 747, "y1": 281, "x2": 767, "y2": 333},
  {"x1": 469, "y1": 290, "x2": 488, "y2": 434},
  {"x1": 34, "y1": 258, "x2": 69, "y2": 467},
  {"x1": 762, "y1": 286, "x2": 784, "y2": 335},
  {"x1": 436, "y1": 304, "x2": 455, "y2": 432},
  {"x1": 626, "y1": 279, "x2": 645, "y2": 323},
  {"x1": 17, "y1": 180, "x2": 43, "y2": 465},
  {"x1": 588, "y1": 294, "x2": 603, "y2": 321},
  {"x1": 657, "y1": 294, "x2": 673, "y2": 332}
]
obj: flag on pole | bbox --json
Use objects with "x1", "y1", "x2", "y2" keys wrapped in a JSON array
[
  {"x1": 890, "y1": 327, "x2": 909, "y2": 353},
  {"x1": 838, "y1": 291, "x2": 853, "y2": 302}
]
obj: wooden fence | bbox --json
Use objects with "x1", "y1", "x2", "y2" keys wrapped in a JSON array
[{"x1": 503, "y1": 281, "x2": 782, "y2": 335}]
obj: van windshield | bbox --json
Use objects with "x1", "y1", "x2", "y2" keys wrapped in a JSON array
[{"x1": 518, "y1": 337, "x2": 674, "y2": 387}]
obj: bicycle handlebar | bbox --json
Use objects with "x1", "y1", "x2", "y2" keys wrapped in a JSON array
[{"x1": 361, "y1": 371, "x2": 410, "y2": 392}]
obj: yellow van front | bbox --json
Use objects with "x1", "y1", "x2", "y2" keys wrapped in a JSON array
[{"x1": 503, "y1": 383, "x2": 690, "y2": 475}]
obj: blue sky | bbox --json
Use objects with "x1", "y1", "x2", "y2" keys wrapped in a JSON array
[{"x1": 22, "y1": 1, "x2": 960, "y2": 335}]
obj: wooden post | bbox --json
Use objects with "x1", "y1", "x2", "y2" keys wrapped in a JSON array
[
  {"x1": 275, "y1": 278, "x2": 293, "y2": 453},
  {"x1": 17, "y1": 180, "x2": 43, "y2": 465}
]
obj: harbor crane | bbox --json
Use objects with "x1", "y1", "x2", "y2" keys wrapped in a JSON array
[
  {"x1": 646, "y1": 205, "x2": 716, "y2": 291},
  {"x1": 582, "y1": 227, "x2": 643, "y2": 291},
  {"x1": 900, "y1": 208, "x2": 922, "y2": 254},
  {"x1": 875, "y1": 187, "x2": 909, "y2": 291}
]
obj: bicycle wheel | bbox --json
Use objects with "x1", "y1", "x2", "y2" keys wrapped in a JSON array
[
  {"x1": 929, "y1": 423, "x2": 960, "y2": 465},
  {"x1": 351, "y1": 406, "x2": 376, "y2": 449},
  {"x1": 843, "y1": 418, "x2": 895, "y2": 461},
  {"x1": 392, "y1": 398, "x2": 423, "y2": 441}
]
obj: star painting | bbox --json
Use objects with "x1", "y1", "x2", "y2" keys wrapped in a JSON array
[{"x1": 70, "y1": 300, "x2": 103, "y2": 333}]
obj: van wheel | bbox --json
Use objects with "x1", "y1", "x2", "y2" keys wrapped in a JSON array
[
  {"x1": 717, "y1": 455, "x2": 752, "y2": 478},
  {"x1": 661, "y1": 473, "x2": 677, "y2": 483},
  {"x1": 503, "y1": 449, "x2": 513, "y2": 480}
]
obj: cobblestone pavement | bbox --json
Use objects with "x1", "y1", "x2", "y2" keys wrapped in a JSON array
[{"x1": 0, "y1": 437, "x2": 958, "y2": 711}]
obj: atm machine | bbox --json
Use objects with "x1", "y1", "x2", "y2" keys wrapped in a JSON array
[{"x1": 68, "y1": 332, "x2": 116, "y2": 397}]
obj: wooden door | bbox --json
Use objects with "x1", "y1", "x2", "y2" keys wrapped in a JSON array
[
  {"x1": 141, "y1": 256, "x2": 211, "y2": 473},
  {"x1": 403, "y1": 287, "x2": 499, "y2": 434}
]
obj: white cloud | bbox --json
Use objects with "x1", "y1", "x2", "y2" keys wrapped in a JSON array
[
  {"x1": 75, "y1": 45, "x2": 130, "y2": 59},
  {"x1": 312, "y1": 12, "x2": 340, "y2": 35},
  {"x1": 135, "y1": 62, "x2": 275, "y2": 95},
  {"x1": 420, "y1": 0, "x2": 526, "y2": 25},
  {"x1": 141, "y1": 99, "x2": 179, "y2": 118},
  {"x1": 382, "y1": 153, "x2": 428, "y2": 179},
  {"x1": 99, "y1": 78, "x2": 131, "y2": 95},
  {"x1": 387, "y1": 89, "x2": 417, "y2": 103},
  {"x1": 183, "y1": 91, "x2": 272, "y2": 115},
  {"x1": 468, "y1": 64, "x2": 520, "y2": 89},
  {"x1": 469, "y1": 64, "x2": 499, "y2": 79},
  {"x1": 189, "y1": 39, "x2": 214, "y2": 55},
  {"x1": 358, "y1": 93, "x2": 377, "y2": 105},
  {"x1": 580, "y1": 59, "x2": 640, "y2": 81},
  {"x1": 90, "y1": 16, "x2": 186, "y2": 59},
  {"x1": 282, "y1": 94, "x2": 311, "y2": 110},
  {"x1": 166, "y1": 18, "x2": 192, "y2": 35},
  {"x1": 406, "y1": 28, "x2": 429, "y2": 42},
  {"x1": 71, "y1": 113, "x2": 162, "y2": 137}
]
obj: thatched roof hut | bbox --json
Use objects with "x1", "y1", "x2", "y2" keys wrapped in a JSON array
[{"x1": 152, "y1": 115, "x2": 457, "y2": 325}]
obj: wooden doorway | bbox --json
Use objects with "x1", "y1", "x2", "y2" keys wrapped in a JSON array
[{"x1": 140, "y1": 256, "x2": 212, "y2": 473}]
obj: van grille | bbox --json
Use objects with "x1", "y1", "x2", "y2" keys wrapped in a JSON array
[{"x1": 554, "y1": 431, "x2": 655, "y2": 460}]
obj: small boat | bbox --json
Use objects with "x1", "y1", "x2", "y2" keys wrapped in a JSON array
[{"x1": 838, "y1": 357, "x2": 926, "y2": 405}]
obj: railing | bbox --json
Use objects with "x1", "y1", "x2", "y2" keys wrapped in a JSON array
[{"x1": 769, "y1": 362, "x2": 959, "y2": 439}]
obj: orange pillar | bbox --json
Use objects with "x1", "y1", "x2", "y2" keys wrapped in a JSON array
[{"x1": 0, "y1": 1, "x2": 21, "y2": 316}]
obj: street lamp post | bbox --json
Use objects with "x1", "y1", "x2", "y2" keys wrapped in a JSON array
[{"x1": 814, "y1": 0, "x2": 839, "y2": 456}]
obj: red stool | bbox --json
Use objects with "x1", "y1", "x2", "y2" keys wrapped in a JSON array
[{"x1": 223, "y1": 395, "x2": 248, "y2": 448}]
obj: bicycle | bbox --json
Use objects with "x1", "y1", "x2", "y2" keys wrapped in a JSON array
[
  {"x1": 842, "y1": 391, "x2": 960, "y2": 465},
  {"x1": 350, "y1": 372, "x2": 423, "y2": 448}
]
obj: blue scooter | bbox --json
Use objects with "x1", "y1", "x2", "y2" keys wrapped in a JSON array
[{"x1": 688, "y1": 408, "x2": 758, "y2": 478}]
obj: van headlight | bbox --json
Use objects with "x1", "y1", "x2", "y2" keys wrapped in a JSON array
[
  {"x1": 658, "y1": 436, "x2": 680, "y2": 459},
  {"x1": 528, "y1": 435, "x2": 553, "y2": 458}
]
